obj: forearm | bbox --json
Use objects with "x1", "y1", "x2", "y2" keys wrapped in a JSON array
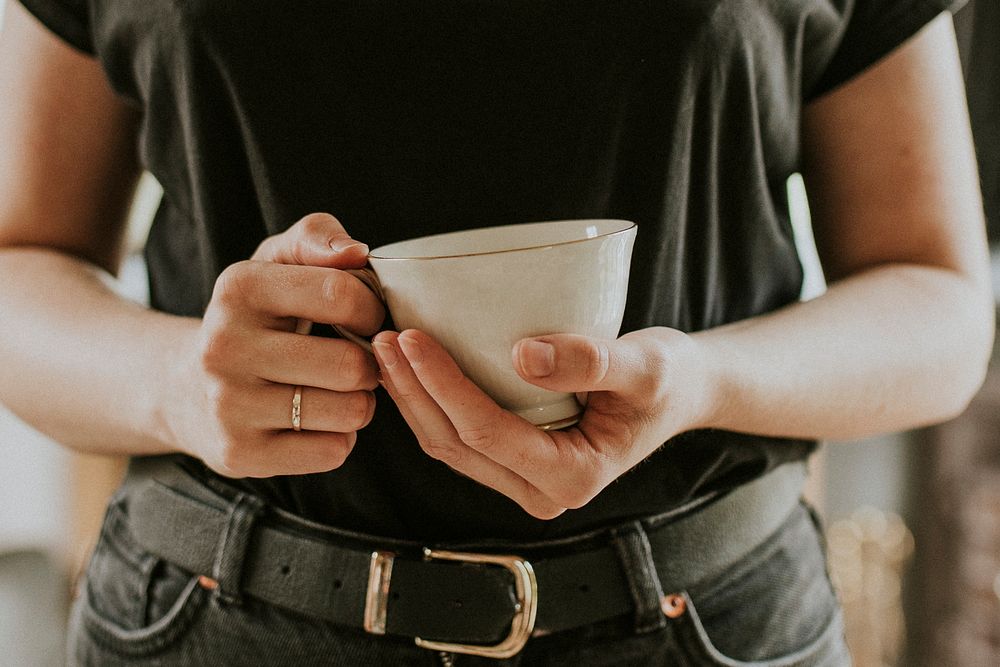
[
  {"x1": 695, "y1": 262, "x2": 994, "y2": 441},
  {"x1": 0, "y1": 247, "x2": 196, "y2": 455}
]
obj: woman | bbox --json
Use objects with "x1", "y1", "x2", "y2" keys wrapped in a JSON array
[{"x1": 0, "y1": 0, "x2": 991, "y2": 664}]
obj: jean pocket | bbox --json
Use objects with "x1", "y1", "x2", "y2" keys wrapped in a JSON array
[
  {"x1": 672, "y1": 594, "x2": 849, "y2": 667},
  {"x1": 668, "y1": 504, "x2": 852, "y2": 666},
  {"x1": 74, "y1": 498, "x2": 208, "y2": 658}
]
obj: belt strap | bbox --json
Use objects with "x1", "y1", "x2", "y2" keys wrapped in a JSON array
[{"x1": 125, "y1": 461, "x2": 805, "y2": 645}]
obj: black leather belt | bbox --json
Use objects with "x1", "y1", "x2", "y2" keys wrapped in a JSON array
[{"x1": 123, "y1": 460, "x2": 806, "y2": 659}]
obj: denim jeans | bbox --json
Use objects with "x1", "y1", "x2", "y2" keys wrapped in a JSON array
[{"x1": 67, "y1": 490, "x2": 851, "y2": 666}]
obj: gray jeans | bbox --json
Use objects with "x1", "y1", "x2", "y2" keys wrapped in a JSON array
[{"x1": 67, "y1": 493, "x2": 850, "y2": 666}]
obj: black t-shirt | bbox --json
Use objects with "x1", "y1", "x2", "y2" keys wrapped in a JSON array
[{"x1": 20, "y1": 0, "x2": 960, "y2": 541}]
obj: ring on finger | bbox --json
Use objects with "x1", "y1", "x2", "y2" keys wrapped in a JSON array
[{"x1": 291, "y1": 385, "x2": 303, "y2": 431}]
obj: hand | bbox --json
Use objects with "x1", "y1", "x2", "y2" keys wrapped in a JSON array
[
  {"x1": 165, "y1": 213, "x2": 385, "y2": 477},
  {"x1": 371, "y1": 327, "x2": 717, "y2": 519}
]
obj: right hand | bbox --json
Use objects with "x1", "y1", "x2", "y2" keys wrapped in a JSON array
[{"x1": 165, "y1": 213, "x2": 385, "y2": 477}]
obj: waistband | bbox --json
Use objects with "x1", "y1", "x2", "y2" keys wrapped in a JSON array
[{"x1": 119, "y1": 458, "x2": 807, "y2": 659}]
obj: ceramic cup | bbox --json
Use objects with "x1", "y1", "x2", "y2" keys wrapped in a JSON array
[{"x1": 346, "y1": 219, "x2": 637, "y2": 430}]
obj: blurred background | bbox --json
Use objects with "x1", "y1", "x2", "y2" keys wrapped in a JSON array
[{"x1": 1, "y1": 1, "x2": 998, "y2": 665}]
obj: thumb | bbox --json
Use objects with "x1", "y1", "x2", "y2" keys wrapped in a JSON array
[
  {"x1": 252, "y1": 212, "x2": 369, "y2": 268},
  {"x1": 512, "y1": 333, "x2": 640, "y2": 393}
]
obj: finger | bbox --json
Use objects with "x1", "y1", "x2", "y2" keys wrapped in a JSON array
[
  {"x1": 512, "y1": 333, "x2": 643, "y2": 394},
  {"x1": 246, "y1": 431, "x2": 358, "y2": 477},
  {"x1": 211, "y1": 381, "x2": 375, "y2": 433},
  {"x1": 252, "y1": 331, "x2": 378, "y2": 391},
  {"x1": 372, "y1": 332, "x2": 457, "y2": 458},
  {"x1": 253, "y1": 212, "x2": 369, "y2": 268},
  {"x1": 373, "y1": 332, "x2": 565, "y2": 520},
  {"x1": 393, "y1": 330, "x2": 591, "y2": 484},
  {"x1": 214, "y1": 261, "x2": 385, "y2": 335},
  {"x1": 268, "y1": 384, "x2": 375, "y2": 433}
]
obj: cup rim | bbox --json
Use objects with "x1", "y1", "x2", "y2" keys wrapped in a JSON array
[{"x1": 368, "y1": 219, "x2": 637, "y2": 261}]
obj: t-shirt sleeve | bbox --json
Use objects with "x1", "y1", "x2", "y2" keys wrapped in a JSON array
[
  {"x1": 16, "y1": 0, "x2": 94, "y2": 55},
  {"x1": 808, "y1": 0, "x2": 967, "y2": 100}
]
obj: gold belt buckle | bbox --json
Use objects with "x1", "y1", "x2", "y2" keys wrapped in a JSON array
[{"x1": 363, "y1": 547, "x2": 539, "y2": 659}]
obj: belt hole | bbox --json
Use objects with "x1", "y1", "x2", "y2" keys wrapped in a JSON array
[
  {"x1": 333, "y1": 579, "x2": 343, "y2": 589},
  {"x1": 660, "y1": 593, "x2": 686, "y2": 619},
  {"x1": 280, "y1": 565, "x2": 291, "y2": 576},
  {"x1": 578, "y1": 584, "x2": 590, "y2": 594},
  {"x1": 391, "y1": 591, "x2": 400, "y2": 601}
]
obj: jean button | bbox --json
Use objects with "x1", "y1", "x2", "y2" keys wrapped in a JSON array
[{"x1": 660, "y1": 593, "x2": 686, "y2": 618}]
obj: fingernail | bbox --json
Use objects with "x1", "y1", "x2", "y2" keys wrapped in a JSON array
[
  {"x1": 330, "y1": 239, "x2": 369, "y2": 255},
  {"x1": 372, "y1": 341, "x2": 397, "y2": 368},
  {"x1": 521, "y1": 340, "x2": 555, "y2": 377},
  {"x1": 398, "y1": 335, "x2": 424, "y2": 366}
]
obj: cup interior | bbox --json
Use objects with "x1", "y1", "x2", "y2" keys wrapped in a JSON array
[{"x1": 369, "y1": 219, "x2": 635, "y2": 260}]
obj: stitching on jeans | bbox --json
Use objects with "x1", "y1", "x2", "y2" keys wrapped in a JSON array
[
  {"x1": 211, "y1": 493, "x2": 264, "y2": 605},
  {"x1": 611, "y1": 522, "x2": 668, "y2": 634}
]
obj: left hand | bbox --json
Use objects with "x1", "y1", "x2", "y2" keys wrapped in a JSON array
[{"x1": 371, "y1": 327, "x2": 718, "y2": 519}]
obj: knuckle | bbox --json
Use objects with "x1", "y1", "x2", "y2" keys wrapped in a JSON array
[
  {"x1": 361, "y1": 392, "x2": 376, "y2": 426},
  {"x1": 550, "y1": 473, "x2": 603, "y2": 510},
  {"x1": 252, "y1": 235, "x2": 279, "y2": 260},
  {"x1": 582, "y1": 341, "x2": 612, "y2": 386},
  {"x1": 204, "y1": 388, "x2": 259, "y2": 477},
  {"x1": 199, "y1": 328, "x2": 239, "y2": 375},
  {"x1": 393, "y1": 386, "x2": 421, "y2": 405},
  {"x1": 321, "y1": 271, "x2": 355, "y2": 313},
  {"x1": 457, "y1": 423, "x2": 498, "y2": 452},
  {"x1": 298, "y1": 212, "x2": 336, "y2": 235},
  {"x1": 344, "y1": 391, "x2": 375, "y2": 429},
  {"x1": 556, "y1": 489, "x2": 595, "y2": 511},
  {"x1": 525, "y1": 502, "x2": 565, "y2": 521},
  {"x1": 335, "y1": 344, "x2": 370, "y2": 386},
  {"x1": 323, "y1": 450, "x2": 349, "y2": 471},
  {"x1": 420, "y1": 436, "x2": 465, "y2": 466},
  {"x1": 218, "y1": 440, "x2": 254, "y2": 478},
  {"x1": 358, "y1": 367, "x2": 379, "y2": 391},
  {"x1": 300, "y1": 213, "x2": 348, "y2": 249},
  {"x1": 216, "y1": 412, "x2": 250, "y2": 450},
  {"x1": 214, "y1": 261, "x2": 258, "y2": 308},
  {"x1": 289, "y1": 239, "x2": 309, "y2": 266},
  {"x1": 522, "y1": 486, "x2": 567, "y2": 520},
  {"x1": 321, "y1": 435, "x2": 354, "y2": 469},
  {"x1": 634, "y1": 338, "x2": 667, "y2": 392}
]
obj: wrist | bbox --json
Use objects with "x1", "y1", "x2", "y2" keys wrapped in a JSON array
[
  {"x1": 684, "y1": 329, "x2": 738, "y2": 432},
  {"x1": 148, "y1": 314, "x2": 202, "y2": 455}
]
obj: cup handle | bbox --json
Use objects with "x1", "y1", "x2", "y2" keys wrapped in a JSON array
[{"x1": 295, "y1": 267, "x2": 383, "y2": 354}]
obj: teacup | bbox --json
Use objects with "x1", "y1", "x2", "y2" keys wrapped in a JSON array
[{"x1": 347, "y1": 219, "x2": 636, "y2": 430}]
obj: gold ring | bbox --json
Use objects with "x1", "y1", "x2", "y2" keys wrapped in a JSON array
[{"x1": 291, "y1": 385, "x2": 303, "y2": 431}]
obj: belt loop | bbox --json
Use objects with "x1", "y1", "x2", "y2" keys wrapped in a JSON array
[
  {"x1": 211, "y1": 492, "x2": 265, "y2": 606},
  {"x1": 611, "y1": 520, "x2": 668, "y2": 634}
]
